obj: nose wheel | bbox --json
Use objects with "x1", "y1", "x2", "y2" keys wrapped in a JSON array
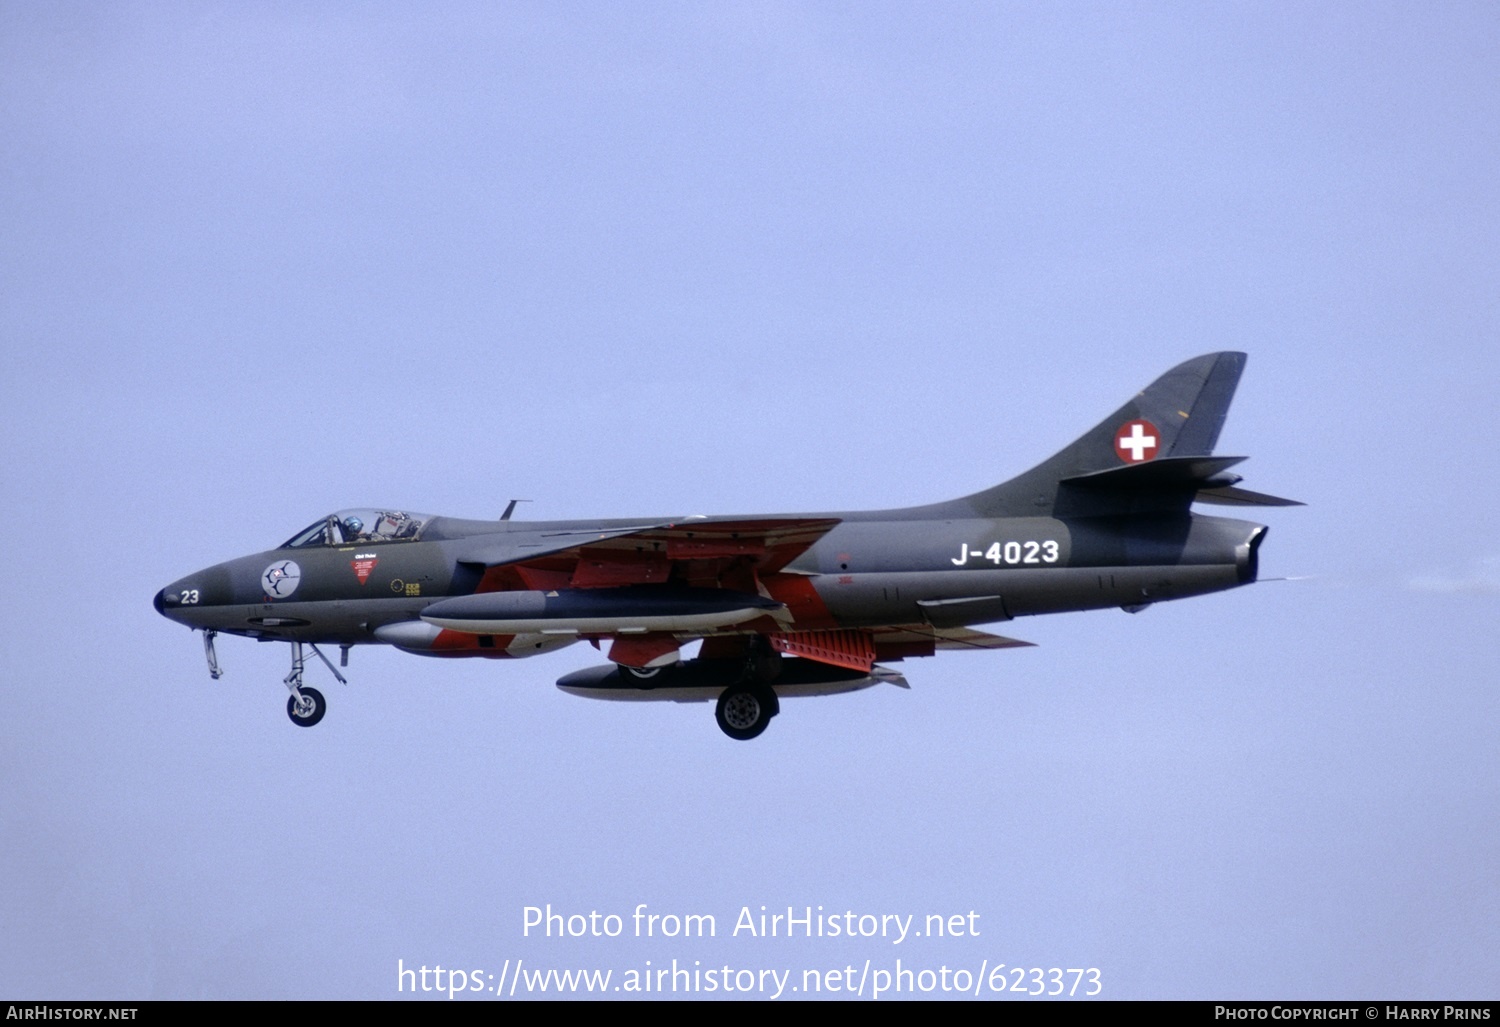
[
  {"x1": 282, "y1": 641, "x2": 345, "y2": 727},
  {"x1": 287, "y1": 686, "x2": 326, "y2": 727}
]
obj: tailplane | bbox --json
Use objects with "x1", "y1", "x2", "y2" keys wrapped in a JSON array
[{"x1": 938, "y1": 352, "x2": 1300, "y2": 517}]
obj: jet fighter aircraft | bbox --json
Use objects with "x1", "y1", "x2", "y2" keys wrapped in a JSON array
[{"x1": 155, "y1": 352, "x2": 1299, "y2": 740}]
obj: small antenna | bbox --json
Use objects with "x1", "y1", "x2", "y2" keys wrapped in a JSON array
[{"x1": 500, "y1": 499, "x2": 532, "y2": 521}]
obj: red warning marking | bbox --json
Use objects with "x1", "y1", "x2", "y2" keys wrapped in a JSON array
[
  {"x1": 1114, "y1": 419, "x2": 1160, "y2": 463},
  {"x1": 351, "y1": 557, "x2": 378, "y2": 584}
]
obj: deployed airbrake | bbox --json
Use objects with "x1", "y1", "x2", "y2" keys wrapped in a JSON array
[{"x1": 155, "y1": 352, "x2": 1299, "y2": 739}]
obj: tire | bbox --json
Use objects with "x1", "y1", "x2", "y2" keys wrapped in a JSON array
[
  {"x1": 620, "y1": 664, "x2": 674, "y2": 689},
  {"x1": 715, "y1": 683, "x2": 775, "y2": 741},
  {"x1": 287, "y1": 686, "x2": 326, "y2": 727}
]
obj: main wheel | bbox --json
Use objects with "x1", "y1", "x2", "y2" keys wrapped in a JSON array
[
  {"x1": 287, "y1": 686, "x2": 326, "y2": 727},
  {"x1": 620, "y1": 663, "x2": 676, "y2": 689},
  {"x1": 715, "y1": 683, "x2": 776, "y2": 741}
]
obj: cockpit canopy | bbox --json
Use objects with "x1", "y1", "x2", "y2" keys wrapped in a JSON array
[{"x1": 281, "y1": 509, "x2": 433, "y2": 549}]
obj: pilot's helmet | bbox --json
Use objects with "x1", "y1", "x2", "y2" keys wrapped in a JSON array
[{"x1": 342, "y1": 516, "x2": 363, "y2": 539}]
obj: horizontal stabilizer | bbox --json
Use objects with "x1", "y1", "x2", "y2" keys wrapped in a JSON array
[
  {"x1": 1193, "y1": 486, "x2": 1304, "y2": 507},
  {"x1": 1062, "y1": 455, "x2": 1248, "y2": 490},
  {"x1": 1061, "y1": 454, "x2": 1302, "y2": 509}
]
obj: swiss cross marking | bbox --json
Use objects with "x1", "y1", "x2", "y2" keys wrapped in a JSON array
[
  {"x1": 261, "y1": 560, "x2": 301, "y2": 599},
  {"x1": 1114, "y1": 420, "x2": 1160, "y2": 463}
]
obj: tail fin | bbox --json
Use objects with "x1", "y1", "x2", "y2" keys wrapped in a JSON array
[{"x1": 943, "y1": 352, "x2": 1298, "y2": 517}]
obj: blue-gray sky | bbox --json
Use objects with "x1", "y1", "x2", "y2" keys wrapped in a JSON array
[{"x1": 2, "y1": 1, "x2": 1496, "y2": 1000}]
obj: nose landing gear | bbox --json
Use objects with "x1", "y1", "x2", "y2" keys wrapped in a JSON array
[
  {"x1": 283, "y1": 641, "x2": 346, "y2": 728},
  {"x1": 287, "y1": 686, "x2": 326, "y2": 727}
]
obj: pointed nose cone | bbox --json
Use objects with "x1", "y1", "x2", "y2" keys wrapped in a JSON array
[{"x1": 154, "y1": 587, "x2": 167, "y2": 616}]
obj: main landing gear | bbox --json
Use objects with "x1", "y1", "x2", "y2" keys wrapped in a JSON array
[
  {"x1": 713, "y1": 639, "x2": 781, "y2": 741},
  {"x1": 612, "y1": 638, "x2": 784, "y2": 740},
  {"x1": 282, "y1": 640, "x2": 345, "y2": 728},
  {"x1": 194, "y1": 630, "x2": 347, "y2": 728},
  {"x1": 715, "y1": 683, "x2": 779, "y2": 741}
]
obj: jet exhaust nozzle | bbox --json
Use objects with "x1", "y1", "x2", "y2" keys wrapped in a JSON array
[{"x1": 1238, "y1": 525, "x2": 1268, "y2": 585}]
